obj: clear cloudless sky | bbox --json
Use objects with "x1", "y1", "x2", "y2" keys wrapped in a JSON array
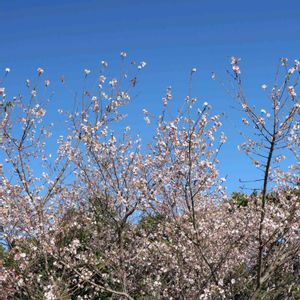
[{"x1": 1, "y1": 0, "x2": 300, "y2": 192}]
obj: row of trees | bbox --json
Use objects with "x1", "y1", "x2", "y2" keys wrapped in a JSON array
[{"x1": 0, "y1": 55, "x2": 299, "y2": 299}]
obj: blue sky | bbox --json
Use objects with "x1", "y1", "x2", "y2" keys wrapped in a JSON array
[{"x1": 1, "y1": 0, "x2": 300, "y2": 192}]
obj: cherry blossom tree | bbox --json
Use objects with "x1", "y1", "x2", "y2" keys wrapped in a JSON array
[
  {"x1": 0, "y1": 54, "x2": 299, "y2": 299},
  {"x1": 228, "y1": 56, "x2": 300, "y2": 299}
]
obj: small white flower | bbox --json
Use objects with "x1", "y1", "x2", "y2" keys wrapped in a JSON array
[
  {"x1": 25, "y1": 79, "x2": 30, "y2": 87},
  {"x1": 31, "y1": 90, "x2": 37, "y2": 97},
  {"x1": 280, "y1": 57, "x2": 288, "y2": 65},
  {"x1": 37, "y1": 67, "x2": 44, "y2": 76},
  {"x1": 231, "y1": 56, "x2": 240, "y2": 65},
  {"x1": 211, "y1": 72, "x2": 216, "y2": 80},
  {"x1": 258, "y1": 117, "x2": 265, "y2": 125},
  {"x1": 120, "y1": 51, "x2": 127, "y2": 58},
  {"x1": 44, "y1": 80, "x2": 50, "y2": 87},
  {"x1": 231, "y1": 56, "x2": 241, "y2": 74},
  {"x1": 99, "y1": 75, "x2": 106, "y2": 83},
  {"x1": 203, "y1": 101, "x2": 209, "y2": 107},
  {"x1": 162, "y1": 98, "x2": 168, "y2": 106},
  {"x1": 84, "y1": 69, "x2": 91, "y2": 76},
  {"x1": 241, "y1": 103, "x2": 248, "y2": 110},
  {"x1": 101, "y1": 60, "x2": 108, "y2": 68},
  {"x1": 288, "y1": 67, "x2": 296, "y2": 75},
  {"x1": 260, "y1": 109, "x2": 266, "y2": 114},
  {"x1": 109, "y1": 78, "x2": 117, "y2": 87},
  {"x1": 274, "y1": 155, "x2": 286, "y2": 163},
  {"x1": 138, "y1": 61, "x2": 147, "y2": 69},
  {"x1": 232, "y1": 65, "x2": 241, "y2": 74},
  {"x1": 261, "y1": 84, "x2": 267, "y2": 90},
  {"x1": 242, "y1": 118, "x2": 249, "y2": 125},
  {"x1": 191, "y1": 67, "x2": 197, "y2": 74},
  {"x1": 0, "y1": 87, "x2": 5, "y2": 95},
  {"x1": 288, "y1": 85, "x2": 297, "y2": 97},
  {"x1": 5, "y1": 67, "x2": 10, "y2": 73},
  {"x1": 144, "y1": 116, "x2": 150, "y2": 124},
  {"x1": 220, "y1": 132, "x2": 227, "y2": 143}
]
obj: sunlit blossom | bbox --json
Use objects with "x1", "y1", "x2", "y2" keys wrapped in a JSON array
[
  {"x1": 37, "y1": 67, "x2": 44, "y2": 76},
  {"x1": 288, "y1": 85, "x2": 297, "y2": 97},
  {"x1": 120, "y1": 51, "x2": 127, "y2": 58},
  {"x1": 84, "y1": 69, "x2": 91, "y2": 76},
  {"x1": 109, "y1": 78, "x2": 117, "y2": 87},
  {"x1": 101, "y1": 60, "x2": 108, "y2": 68},
  {"x1": 138, "y1": 61, "x2": 147, "y2": 69},
  {"x1": 231, "y1": 56, "x2": 241, "y2": 74},
  {"x1": 99, "y1": 75, "x2": 106, "y2": 83}
]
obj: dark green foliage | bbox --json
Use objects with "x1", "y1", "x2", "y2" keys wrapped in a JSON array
[
  {"x1": 139, "y1": 213, "x2": 165, "y2": 233},
  {"x1": 232, "y1": 192, "x2": 249, "y2": 207}
]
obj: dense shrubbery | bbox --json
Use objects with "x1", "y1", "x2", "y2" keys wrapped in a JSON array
[{"x1": 0, "y1": 55, "x2": 300, "y2": 299}]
